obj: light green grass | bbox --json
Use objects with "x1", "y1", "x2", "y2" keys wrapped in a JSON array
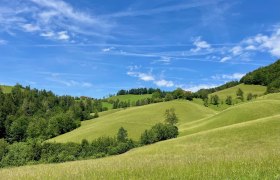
[
  {"x1": 0, "y1": 85, "x2": 13, "y2": 93},
  {"x1": 210, "y1": 83, "x2": 266, "y2": 101},
  {"x1": 258, "y1": 92, "x2": 280, "y2": 100},
  {"x1": 101, "y1": 102, "x2": 113, "y2": 110},
  {"x1": 49, "y1": 100, "x2": 216, "y2": 143},
  {"x1": 1, "y1": 113, "x2": 280, "y2": 179},
  {"x1": 180, "y1": 99, "x2": 280, "y2": 136},
  {"x1": 1, "y1": 92, "x2": 280, "y2": 179},
  {"x1": 107, "y1": 94, "x2": 152, "y2": 102}
]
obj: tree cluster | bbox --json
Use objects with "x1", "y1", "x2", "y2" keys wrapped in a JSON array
[
  {"x1": 140, "y1": 108, "x2": 179, "y2": 145},
  {"x1": 117, "y1": 88, "x2": 162, "y2": 95},
  {"x1": 0, "y1": 127, "x2": 134, "y2": 168},
  {"x1": 0, "y1": 84, "x2": 100, "y2": 143}
]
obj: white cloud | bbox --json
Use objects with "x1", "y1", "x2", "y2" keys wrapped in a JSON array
[
  {"x1": 40, "y1": 31, "x2": 70, "y2": 40},
  {"x1": 40, "y1": 31, "x2": 55, "y2": 37},
  {"x1": 220, "y1": 56, "x2": 231, "y2": 62},
  {"x1": 183, "y1": 84, "x2": 219, "y2": 92},
  {"x1": 243, "y1": 27, "x2": 280, "y2": 57},
  {"x1": 127, "y1": 71, "x2": 155, "y2": 82},
  {"x1": 154, "y1": 79, "x2": 174, "y2": 87},
  {"x1": 191, "y1": 37, "x2": 211, "y2": 52},
  {"x1": 102, "y1": 47, "x2": 115, "y2": 52},
  {"x1": 245, "y1": 45, "x2": 256, "y2": 50},
  {"x1": 22, "y1": 23, "x2": 40, "y2": 32},
  {"x1": 231, "y1": 46, "x2": 243, "y2": 55},
  {"x1": 127, "y1": 67, "x2": 174, "y2": 88},
  {"x1": 57, "y1": 31, "x2": 69, "y2": 40},
  {"x1": 212, "y1": 73, "x2": 245, "y2": 80}
]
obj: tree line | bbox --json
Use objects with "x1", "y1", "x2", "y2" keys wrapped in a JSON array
[
  {"x1": 107, "y1": 88, "x2": 194, "y2": 109},
  {"x1": 116, "y1": 88, "x2": 162, "y2": 95},
  {"x1": 203, "y1": 88, "x2": 258, "y2": 107}
]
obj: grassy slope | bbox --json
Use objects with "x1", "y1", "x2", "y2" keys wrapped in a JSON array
[
  {"x1": 258, "y1": 92, "x2": 280, "y2": 100},
  {"x1": 180, "y1": 99, "x2": 280, "y2": 136},
  {"x1": 210, "y1": 83, "x2": 266, "y2": 101},
  {"x1": 1, "y1": 113, "x2": 280, "y2": 179},
  {"x1": 0, "y1": 85, "x2": 13, "y2": 93},
  {"x1": 49, "y1": 100, "x2": 216, "y2": 143}
]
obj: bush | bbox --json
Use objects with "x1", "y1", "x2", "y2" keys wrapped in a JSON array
[
  {"x1": 1, "y1": 142, "x2": 33, "y2": 167},
  {"x1": 140, "y1": 123, "x2": 178, "y2": 145}
]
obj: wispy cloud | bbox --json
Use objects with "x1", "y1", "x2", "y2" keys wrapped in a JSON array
[
  {"x1": 211, "y1": 73, "x2": 245, "y2": 80},
  {"x1": 191, "y1": 37, "x2": 212, "y2": 53},
  {"x1": 127, "y1": 66, "x2": 175, "y2": 88},
  {"x1": 104, "y1": 1, "x2": 219, "y2": 18},
  {"x1": 0, "y1": 0, "x2": 110, "y2": 41},
  {"x1": 220, "y1": 56, "x2": 231, "y2": 62}
]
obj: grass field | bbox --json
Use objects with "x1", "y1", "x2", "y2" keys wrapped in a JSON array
[
  {"x1": 107, "y1": 94, "x2": 152, "y2": 102},
  {"x1": 1, "y1": 106, "x2": 279, "y2": 179},
  {"x1": 49, "y1": 100, "x2": 216, "y2": 143},
  {"x1": 0, "y1": 85, "x2": 13, "y2": 93},
  {"x1": 1, "y1": 90, "x2": 280, "y2": 179},
  {"x1": 209, "y1": 83, "x2": 266, "y2": 101}
]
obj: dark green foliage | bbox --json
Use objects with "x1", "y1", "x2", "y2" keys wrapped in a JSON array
[
  {"x1": 0, "y1": 84, "x2": 98, "y2": 142},
  {"x1": 225, "y1": 96, "x2": 233, "y2": 105},
  {"x1": 165, "y1": 108, "x2": 178, "y2": 125},
  {"x1": 0, "y1": 139, "x2": 8, "y2": 161},
  {"x1": 240, "y1": 59, "x2": 280, "y2": 93},
  {"x1": 203, "y1": 98, "x2": 209, "y2": 107},
  {"x1": 93, "y1": 111, "x2": 99, "y2": 118},
  {"x1": 247, "y1": 93, "x2": 253, "y2": 101},
  {"x1": 172, "y1": 88, "x2": 185, "y2": 99},
  {"x1": 236, "y1": 88, "x2": 244, "y2": 101},
  {"x1": 117, "y1": 88, "x2": 160, "y2": 95},
  {"x1": 210, "y1": 95, "x2": 219, "y2": 105},
  {"x1": 1, "y1": 142, "x2": 33, "y2": 167},
  {"x1": 140, "y1": 123, "x2": 178, "y2": 145},
  {"x1": 117, "y1": 127, "x2": 128, "y2": 142},
  {"x1": 164, "y1": 93, "x2": 174, "y2": 101}
]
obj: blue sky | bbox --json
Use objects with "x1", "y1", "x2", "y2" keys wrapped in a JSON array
[{"x1": 0, "y1": 0, "x2": 280, "y2": 98}]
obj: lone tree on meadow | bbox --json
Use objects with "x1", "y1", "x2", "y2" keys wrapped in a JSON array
[
  {"x1": 225, "y1": 96, "x2": 233, "y2": 105},
  {"x1": 165, "y1": 108, "x2": 178, "y2": 125},
  {"x1": 117, "y1": 127, "x2": 128, "y2": 142},
  {"x1": 236, "y1": 88, "x2": 244, "y2": 101}
]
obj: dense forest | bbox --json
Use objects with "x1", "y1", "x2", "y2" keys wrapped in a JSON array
[
  {"x1": 0, "y1": 84, "x2": 101, "y2": 143},
  {"x1": 240, "y1": 59, "x2": 280, "y2": 93}
]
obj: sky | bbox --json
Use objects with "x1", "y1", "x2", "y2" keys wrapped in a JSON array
[{"x1": 0, "y1": 0, "x2": 280, "y2": 98}]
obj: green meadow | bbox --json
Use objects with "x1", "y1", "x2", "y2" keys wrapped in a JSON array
[
  {"x1": 0, "y1": 85, "x2": 13, "y2": 93},
  {"x1": 1, "y1": 92, "x2": 279, "y2": 179}
]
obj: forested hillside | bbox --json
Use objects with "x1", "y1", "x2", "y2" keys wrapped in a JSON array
[
  {"x1": 0, "y1": 84, "x2": 100, "y2": 143},
  {"x1": 240, "y1": 59, "x2": 280, "y2": 93}
]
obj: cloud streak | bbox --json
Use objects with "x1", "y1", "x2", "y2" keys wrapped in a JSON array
[{"x1": 104, "y1": 1, "x2": 219, "y2": 18}]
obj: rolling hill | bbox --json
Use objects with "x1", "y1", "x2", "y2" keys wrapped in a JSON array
[
  {"x1": 49, "y1": 100, "x2": 216, "y2": 143},
  {"x1": 209, "y1": 83, "x2": 266, "y2": 101},
  {"x1": 1, "y1": 97, "x2": 280, "y2": 179}
]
